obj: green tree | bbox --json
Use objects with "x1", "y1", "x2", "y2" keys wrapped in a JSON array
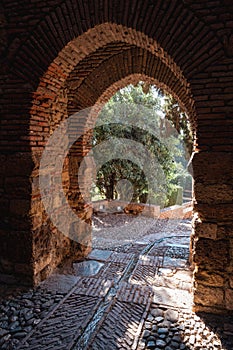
[{"x1": 92, "y1": 82, "x2": 192, "y2": 206}]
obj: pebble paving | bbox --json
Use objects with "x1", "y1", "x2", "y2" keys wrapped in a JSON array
[
  {"x1": 0, "y1": 219, "x2": 233, "y2": 350},
  {"x1": 87, "y1": 301, "x2": 148, "y2": 350}
]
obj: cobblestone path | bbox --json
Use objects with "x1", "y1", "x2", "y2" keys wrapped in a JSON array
[{"x1": 0, "y1": 221, "x2": 233, "y2": 350}]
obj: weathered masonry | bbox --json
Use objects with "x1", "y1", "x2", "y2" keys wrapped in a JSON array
[{"x1": 0, "y1": 1, "x2": 233, "y2": 314}]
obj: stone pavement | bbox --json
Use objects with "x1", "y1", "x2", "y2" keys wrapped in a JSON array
[{"x1": 0, "y1": 222, "x2": 233, "y2": 350}]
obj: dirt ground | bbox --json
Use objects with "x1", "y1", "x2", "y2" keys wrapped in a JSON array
[{"x1": 92, "y1": 213, "x2": 192, "y2": 250}]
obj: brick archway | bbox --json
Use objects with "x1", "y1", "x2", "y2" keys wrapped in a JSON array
[
  {"x1": 91, "y1": 73, "x2": 192, "y2": 116},
  {"x1": 29, "y1": 23, "x2": 196, "y2": 286},
  {"x1": 1, "y1": 2, "x2": 233, "y2": 313}
]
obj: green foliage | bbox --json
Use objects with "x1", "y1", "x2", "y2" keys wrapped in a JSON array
[
  {"x1": 92, "y1": 82, "x2": 193, "y2": 207},
  {"x1": 95, "y1": 159, "x2": 148, "y2": 202}
]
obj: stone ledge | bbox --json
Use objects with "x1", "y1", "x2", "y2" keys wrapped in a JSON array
[{"x1": 92, "y1": 200, "x2": 192, "y2": 219}]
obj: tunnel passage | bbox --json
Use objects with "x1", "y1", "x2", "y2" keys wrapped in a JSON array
[
  {"x1": 0, "y1": 1, "x2": 233, "y2": 314},
  {"x1": 29, "y1": 23, "x2": 196, "y2": 286}
]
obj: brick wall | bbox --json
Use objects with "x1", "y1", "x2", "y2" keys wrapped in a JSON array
[{"x1": 0, "y1": 0, "x2": 233, "y2": 312}]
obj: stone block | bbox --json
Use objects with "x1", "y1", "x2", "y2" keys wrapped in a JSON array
[
  {"x1": 195, "y1": 268, "x2": 224, "y2": 287},
  {"x1": 195, "y1": 203, "x2": 233, "y2": 221},
  {"x1": 229, "y1": 276, "x2": 233, "y2": 289},
  {"x1": 194, "y1": 220, "x2": 217, "y2": 240},
  {"x1": 194, "y1": 284, "x2": 224, "y2": 307},
  {"x1": 225, "y1": 289, "x2": 233, "y2": 310},
  {"x1": 194, "y1": 183, "x2": 233, "y2": 204},
  {"x1": 192, "y1": 152, "x2": 233, "y2": 183},
  {"x1": 216, "y1": 225, "x2": 228, "y2": 239},
  {"x1": 193, "y1": 238, "x2": 229, "y2": 270},
  {"x1": 226, "y1": 225, "x2": 233, "y2": 238},
  {"x1": 159, "y1": 205, "x2": 183, "y2": 219},
  {"x1": 142, "y1": 204, "x2": 160, "y2": 218}
]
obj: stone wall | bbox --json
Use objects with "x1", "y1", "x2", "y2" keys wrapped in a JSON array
[
  {"x1": 92, "y1": 200, "x2": 161, "y2": 218},
  {"x1": 0, "y1": 0, "x2": 233, "y2": 312},
  {"x1": 92, "y1": 200, "x2": 192, "y2": 219}
]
